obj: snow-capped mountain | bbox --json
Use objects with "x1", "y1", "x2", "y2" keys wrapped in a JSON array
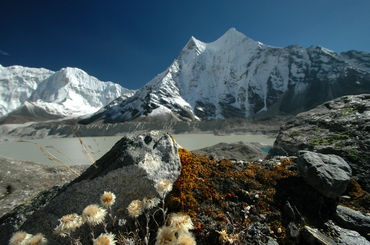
[
  {"x1": 81, "y1": 28, "x2": 370, "y2": 124},
  {"x1": 0, "y1": 65, "x2": 134, "y2": 122}
]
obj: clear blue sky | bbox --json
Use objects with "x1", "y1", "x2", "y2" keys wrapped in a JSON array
[{"x1": 1, "y1": 0, "x2": 370, "y2": 90}]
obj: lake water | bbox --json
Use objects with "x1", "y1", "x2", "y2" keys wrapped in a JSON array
[{"x1": 0, "y1": 134, "x2": 275, "y2": 166}]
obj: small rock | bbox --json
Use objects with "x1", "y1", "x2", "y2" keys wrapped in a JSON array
[
  {"x1": 297, "y1": 151, "x2": 352, "y2": 198},
  {"x1": 335, "y1": 205, "x2": 370, "y2": 232},
  {"x1": 284, "y1": 199, "x2": 296, "y2": 220},
  {"x1": 287, "y1": 222, "x2": 299, "y2": 238},
  {"x1": 266, "y1": 147, "x2": 288, "y2": 160},
  {"x1": 266, "y1": 236, "x2": 279, "y2": 245},
  {"x1": 6, "y1": 185, "x2": 14, "y2": 194},
  {"x1": 301, "y1": 226, "x2": 336, "y2": 245},
  {"x1": 341, "y1": 195, "x2": 351, "y2": 200}
]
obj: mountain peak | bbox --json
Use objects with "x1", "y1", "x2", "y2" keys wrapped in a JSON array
[
  {"x1": 218, "y1": 27, "x2": 248, "y2": 41},
  {"x1": 207, "y1": 28, "x2": 261, "y2": 51},
  {"x1": 225, "y1": 27, "x2": 244, "y2": 36},
  {"x1": 179, "y1": 36, "x2": 206, "y2": 62},
  {"x1": 189, "y1": 36, "x2": 206, "y2": 49}
]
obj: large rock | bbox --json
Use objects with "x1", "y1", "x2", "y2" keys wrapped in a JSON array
[
  {"x1": 297, "y1": 151, "x2": 352, "y2": 198},
  {"x1": 335, "y1": 205, "x2": 370, "y2": 232},
  {"x1": 0, "y1": 131, "x2": 181, "y2": 244},
  {"x1": 192, "y1": 141, "x2": 270, "y2": 162},
  {"x1": 325, "y1": 220, "x2": 370, "y2": 245},
  {"x1": 274, "y1": 94, "x2": 370, "y2": 192}
]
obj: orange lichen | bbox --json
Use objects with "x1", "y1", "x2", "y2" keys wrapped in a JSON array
[
  {"x1": 166, "y1": 149, "x2": 297, "y2": 224},
  {"x1": 347, "y1": 178, "x2": 366, "y2": 200}
]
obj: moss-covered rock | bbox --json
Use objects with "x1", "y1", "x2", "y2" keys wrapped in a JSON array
[{"x1": 275, "y1": 94, "x2": 370, "y2": 192}]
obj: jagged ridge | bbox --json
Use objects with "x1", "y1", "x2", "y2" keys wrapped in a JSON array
[{"x1": 82, "y1": 28, "x2": 370, "y2": 124}]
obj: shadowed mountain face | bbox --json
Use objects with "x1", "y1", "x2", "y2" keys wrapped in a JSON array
[{"x1": 81, "y1": 28, "x2": 370, "y2": 124}]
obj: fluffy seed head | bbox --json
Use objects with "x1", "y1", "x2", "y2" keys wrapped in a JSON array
[
  {"x1": 155, "y1": 226, "x2": 176, "y2": 245},
  {"x1": 158, "y1": 180, "x2": 173, "y2": 197},
  {"x1": 217, "y1": 230, "x2": 228, "y2": 243},
  {"x1": 100, "y1": 191, "x2": 116, "y2": 208},
  {"x1": 177, "y1": 232, "x2": 196, "y2": 245},
  {"x1": 169, "y1": 213, "x2": 193, "y2": 234},
  {"x1": 54, "y1": 213, "x2": 84, "y2": 236},
  {"x1": 25, "y1": 233, "x2": 48, "y2": 245},
  {"x1": 9, "y1": 231, "x2": 32, "y2": 245},
  {"x1": 127, "y1": 200, "x2": 143, "y2": 218},
  {"x1": 93, "y1": 232, "x2": 116, "y2": 245},
  {"x1": 143, "y1": 196, "x2": 160, "y2": 210},
  {"x1": 82, "y1": 204, "x2": 107, "y2": 225},
  {"x1": 217, "y1": 230, "x2": 238, "y2": 244}
]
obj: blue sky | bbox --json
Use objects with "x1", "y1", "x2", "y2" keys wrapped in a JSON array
[{"x1": 1, "y1": 1, "x2": 370, "y2": 90}]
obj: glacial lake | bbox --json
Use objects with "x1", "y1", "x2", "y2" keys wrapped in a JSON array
[{"x1": 0, "y1": 134, "x2": 274, "y2": 166}]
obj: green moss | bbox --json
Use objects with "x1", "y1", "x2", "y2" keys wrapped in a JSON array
[
  {"x1": 309, "y1": 138, "x2": 331, "y2": 146},
  {"x1": 331, "y1": 134, "x2": 349, "y2": 141},
  {"x1": 335, "y1": 107, "x2": 357, "y2": 117},
  {"x1": 309, "y1": 134, "x2": 349, "y2": 146},
  {"x1": 289, "y1": 130, "x2": 300, "y2": 137},
  {"x1": 347, "y1": 148, "x2": 366, "y2": 161}
]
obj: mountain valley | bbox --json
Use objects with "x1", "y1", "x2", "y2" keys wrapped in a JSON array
[{"x1": 0, "y1": 28, "x2": 370, "y2": 138}]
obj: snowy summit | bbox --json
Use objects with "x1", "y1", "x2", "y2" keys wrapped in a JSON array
[
  {"x1": 0, "y1": 65, "x2": 133, "y2": 122},
  {"x1": 81, "y1": 28, "x2": 370, "y2": 124}
]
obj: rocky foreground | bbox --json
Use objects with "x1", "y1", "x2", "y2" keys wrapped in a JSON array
[{"x1": 0, "y1": 95, "x2": 370, "y2": 244}]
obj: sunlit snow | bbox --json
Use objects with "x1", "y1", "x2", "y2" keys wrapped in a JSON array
[{"x1": 0, "y1": 65, "x2": 132, "y2": 117}]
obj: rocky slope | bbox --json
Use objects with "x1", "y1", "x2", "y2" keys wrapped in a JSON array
[
  {"x1": 0, "y1": 155, "x2": 89, "y2": 218},
  {"x1": 274, "y1": 94, "x2": 370, "y2": 192},
  {"x1": 81, "y1": 28, "x2": 370, "y2": 124},
  {"x1": 0, "y1": 65, "x2": 134, "y2": 123}
]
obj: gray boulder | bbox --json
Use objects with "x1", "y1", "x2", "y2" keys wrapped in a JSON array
[
  {"x1": 297, "y1": 151, "x2": 352, "y2": 198},
  {"x1": 0, "y1": 131, "x2": 181, "y2": 244},
  {"x1": 192, "y1": 141, "x2": 269, "y2": 162},
  {"x1": 335, "y1": 205, "x2": 370, "y2": 233}
]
